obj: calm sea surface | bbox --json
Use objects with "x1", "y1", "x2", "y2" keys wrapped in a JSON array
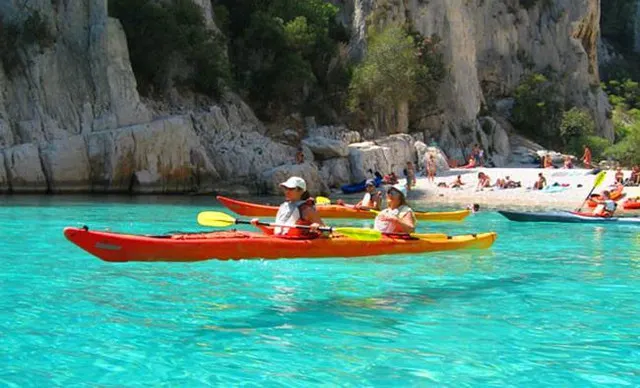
[{"x1": 1, "y1": 195, "x2": 639, "y2": 386}]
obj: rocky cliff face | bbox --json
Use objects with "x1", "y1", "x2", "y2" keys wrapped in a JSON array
[
  {"x1": 0, "y1": 0, "x2": 616, "y2": 194},
  {"x1": 0, "y1": 0, "x2": 297, "y2": 194},
  {"x1": 341, "y1": 0, "x2": 613, "y2": 164}
]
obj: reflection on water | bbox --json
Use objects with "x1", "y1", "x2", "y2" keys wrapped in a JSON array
[{"x1": 204, "y1": 274, "x2": 547, "y2": 332}]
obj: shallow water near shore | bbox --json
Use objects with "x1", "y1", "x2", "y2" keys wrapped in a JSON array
[{"x1": 1, "y1": 195, "x2": 639, "y2": 386}]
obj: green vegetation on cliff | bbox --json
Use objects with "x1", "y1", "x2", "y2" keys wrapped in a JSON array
[
  {"x1": 108, "y1": 0, "x2": 444, "y2": 126},
  {"x1": 602, "y1": 79, "x2": 640, "y2": 165},
  {"x1": 109, "y1": 0, "x2": 231, "y2": 98},
  {"x1": 347, "y1": 25, "x2": 445, "y2": 128},
  {"x1": 212, "y1": 0, "x2": 350, "y2": 121},
  {"x1": 510, "y1": 72, "x2": 640, "y2": 165},
  {"x1": 511, "y1": 73, "x2": 564, "y2": 147}
]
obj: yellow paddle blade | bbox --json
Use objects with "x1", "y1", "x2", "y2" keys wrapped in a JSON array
[
  {"x1": 593, "y1": 171, "x2": 607, "y2": 188},
  {"x1": 334, "y1": 227, "x2": 382, "y2": 241},
  {"x1": 369, "y1": 209, "x2": 380, "y2": 215},
  {"x1": 197, "y1": 211, "x2": 237, "y2": 227},
  {"x1": 316, "y1": 196, "x2": 331, "y2": 205}
]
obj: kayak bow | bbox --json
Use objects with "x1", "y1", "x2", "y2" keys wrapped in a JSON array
[{"x1": 63, "y1": 226, "x2": 497, "y2": 262}]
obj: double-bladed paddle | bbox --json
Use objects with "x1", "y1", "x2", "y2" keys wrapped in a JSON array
[
  {"x1": 575, "y1": 171, "x2": 607, "y2": 212},
  {"x1": 196, "y1": 211, "x2": 448, "y2": 241}
]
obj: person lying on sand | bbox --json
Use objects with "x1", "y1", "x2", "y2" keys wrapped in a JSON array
[{"x1": 495, "y1": 176, "x2": 521, "y2": 189}]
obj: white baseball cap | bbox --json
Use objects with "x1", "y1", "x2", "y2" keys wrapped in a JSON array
[
  {"x1": 280, "y1": 176, "x2": 307, "y2": 191},
  {"x1": 388, "y1": 183, "x2": 407, "y2": 198}
]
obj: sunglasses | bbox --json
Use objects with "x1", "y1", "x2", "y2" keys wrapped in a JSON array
[{"x1": 386, "y1": 189, "x2": 401, "y2": 196}]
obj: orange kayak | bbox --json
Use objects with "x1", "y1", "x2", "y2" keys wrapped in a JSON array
[
  {"x1": 216, "y1": 196, "x2": 471, "y2": 221},
  {"x1": 63, "y1": 226, "x2": 496, "y2": 262}
]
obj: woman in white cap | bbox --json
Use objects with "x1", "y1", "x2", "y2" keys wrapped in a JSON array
[
  {"x1": 251, "y1": 176, "x2": 325, "y2": 237},
  {"x1": 354, "y1": 179, "x2": 382, "y2": 210},
  {"x1": 373, "y1": 183, "x2": 417, "y2": 234}
]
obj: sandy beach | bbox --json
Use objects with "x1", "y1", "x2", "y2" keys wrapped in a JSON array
[{"x1": 336, "y1": 167, "x2": 640, "y2": 213}]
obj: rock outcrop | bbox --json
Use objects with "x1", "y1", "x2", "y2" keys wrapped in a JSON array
[
  {"x1": 260, "y1": 162, "x2": 330, "y2": 195},
  {"x1": 348, "y1": 134, "x2": 416, "y2": 182},
  {"x1": 415, "y1": 142, "x2": 450, "y2": 173},
  {"x1": 301, "y1": 136, "x2": 350, "y2": 159},
  {"x1": 340, "y1": 0, "x2": 613, "y2": 164}
]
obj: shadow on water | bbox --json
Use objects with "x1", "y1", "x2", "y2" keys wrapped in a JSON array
[{"x1": 198, "y1": 273, "x2": 550, "y2": 336}]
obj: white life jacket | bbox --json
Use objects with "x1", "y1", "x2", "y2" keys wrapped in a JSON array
[
  {"x1": 361, "y1": 192, "x2": 373, "y2": 207},
  {"x1": 274, "y1": 200, "x2": 307, "y2": 235},
  {"x1": 374, "y1": 205, "x2": 416, "y2": 233},
  {"x1": 604, "y1": 199, "x2": 616, "y2": 212}
]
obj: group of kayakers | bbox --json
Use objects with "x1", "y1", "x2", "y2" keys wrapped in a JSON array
[{"x1": 251, "y1": 176, "x2": 417, "y2": 238}]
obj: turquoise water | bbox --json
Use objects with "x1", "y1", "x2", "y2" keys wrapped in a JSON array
[{"x1": 1, "y1": 195, "x2": 639, "y2": 387}]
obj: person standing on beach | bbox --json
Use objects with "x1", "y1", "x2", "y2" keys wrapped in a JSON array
[
  {"x1": 406, "y1": 161, "x2": 416, "y2": 191},
  {"x1": 426, "y1": 155, "x2": 437, "y2": 183},
  {"x1": 582, "y1": 145, "x2": 592, "y2": 168}
]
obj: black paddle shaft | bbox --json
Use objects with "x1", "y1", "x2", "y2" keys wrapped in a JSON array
[{"x1": 234, "y1": 219, "x2": 333, "y2": 233}]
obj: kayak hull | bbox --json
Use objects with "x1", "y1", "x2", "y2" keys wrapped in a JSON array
[
  {"x1": 498, "y1": 210, "x2": 640, "y2": 224},
  {"x1": 623, "y1": 199, "x2": 640, "y2": 210},
  {"x1": 63, "y1": 227, "x2": 497, "y2": 262},
  {"x1": 217, "y1": 196, "x2": 471, "y2": 221}
]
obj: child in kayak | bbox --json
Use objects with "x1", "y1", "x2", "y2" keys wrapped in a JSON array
[
  {"x1": 251, "y1": 177, "x2": 325, "y2": 237},
  {"x1": 592, "y1": 190, "x2": 617, "y2": 217},
  {"x1": 354, "y1": 179, "x2": 382, "y2": 210},
  {"x1": 373, "y1": 184, "x2": 416, "y2": 234}
]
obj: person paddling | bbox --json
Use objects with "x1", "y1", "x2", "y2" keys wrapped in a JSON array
[
  {"x1": 354, "y1": 179, "x2": 382, "y2": 210},
  {"x1": 373, "y1": 184, "x2": 417, "y2": 234},
  {"x1": 592, "y1": 190, "x2": 617, "y2": 217},
  {"x1": 251, "y1": 177, "x2": 325, "y2": 237}
]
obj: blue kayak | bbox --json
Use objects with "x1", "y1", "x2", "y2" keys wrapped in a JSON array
[
  {"x1": 341, "y1": 176, "x2": 383, "y2": 194},
  {"x1": 498, "y1": 210, "x2": 640, "y2": 224}
]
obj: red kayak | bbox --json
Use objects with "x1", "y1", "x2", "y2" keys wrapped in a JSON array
[
  {"x1": 623, "y1": 198, "x2": 640, "y2": 210},
  {"x1": 63, "y1": 226, "x2": 497, "y2": 262}
]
